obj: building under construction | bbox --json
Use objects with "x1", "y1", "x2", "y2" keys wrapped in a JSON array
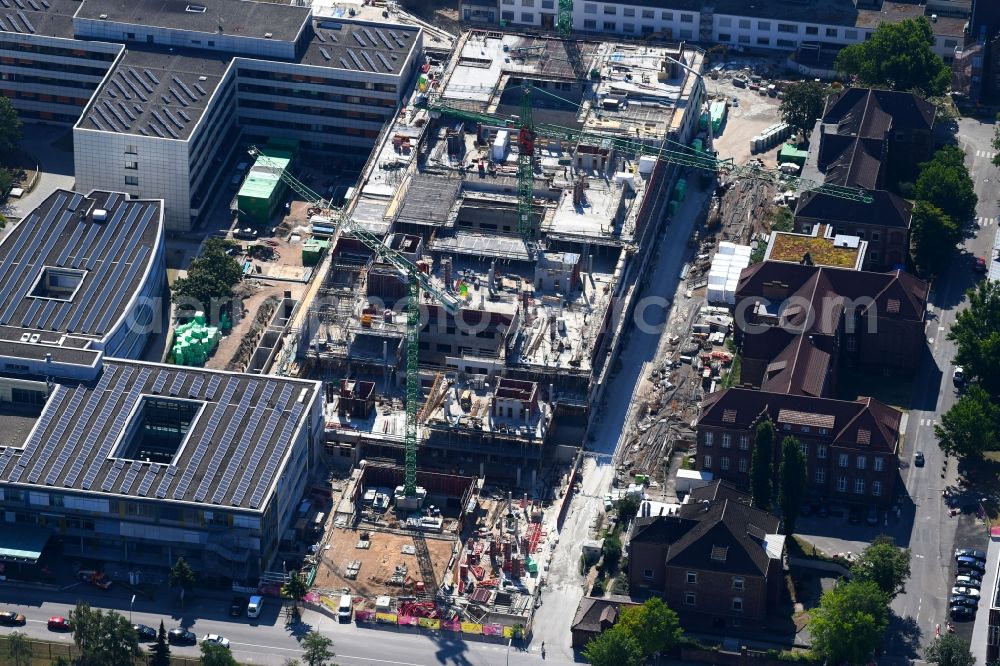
[{"x1": 301, "y1": 30, "x2": 706, "y2": 485}]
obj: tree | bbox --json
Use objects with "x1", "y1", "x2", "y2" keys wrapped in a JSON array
[
  {"x1": 282, "y1": 660, "x2": 303, "y2": 666},
  {"x1": 750, "y1": 420, "x2": 774, "y2": 509},
  {"x1": 282, "y1": 571, "x2": 310, "y2": 612},
  {"x1": 601, "y1": 533, "x2": 622, "y2": 571},
  {"x1": 0, "y1": 96, "x2": 22, "y2": 163},
  {"x1": 0, "y1": 167, "x2": 15, "y2": 197},
  {"x1": 779, "y1": 81, "x2": 827, "y2": 135},
  {"x1": 7, "y1": 631, "x2": 32, "y2": 666},
  {"x1": 615, "y1": 598, "x2": 682, "y2": 659},
  {"x1": 779, "y1": 436, "x2": 807, "y2": 536},
  {"x1": 925, "y1": 633, "x2": 975, "y2": 666},
  {"x1": 171, "y1": 238, "x2": 243, "y2": 317},
  {"x1": 300, "y1": 631, "x2": 337, "y2": 666},
  {"x1": 169, "y1": 556, "x2": 196, "y2": 590},
  {"x1": 915, "y1": 147, "x2": 978, "y2": 224},
  {"x1": 616, "y1": 494, "x2": 641, "y2": 523},
  {"x1": 201, "y1": 641, "x2": 240, "y2": 666},
  {"x1": 582, "y1": 624, "x2": 644, "y2": 666},
  {"x1": 149, "y1": 620, "x2": 171, "y2": 666},
  {"x1": 851, "y1": 535, "x2": 912, "y2": 599},
  {"x1": 935, "y1": 385, "x2": 1000, "y2": 459},
  {"x1": 948, "y1": 279, "x2": 1000, "y2": 398},
  {"x1": 68, "y1": 604, "x2": 138, "y2": 666},
  {"x1": 810, "y1": 579, "x2": 889, "y2": 666},
  {"x1": 69, "y1": 601, "x2": 98, "y2": 657},
  {"x1": 910, "y1": 201, "x2": 960, "y2": 274},
  {"x1": 834, "y1": 17, "x2": 950, "y2": 95}
]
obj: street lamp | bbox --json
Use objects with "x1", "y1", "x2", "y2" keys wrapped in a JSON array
[{"x1": 130, "y1": 594, "x2": 136, "y2": 624}]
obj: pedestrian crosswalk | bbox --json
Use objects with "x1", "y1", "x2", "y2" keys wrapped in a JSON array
[
  {"x1": 977, "y1": 216, "x2": 995, "y2": 227},
  {"x1": 976, "y1": 149, "x2": 997, "y2": 159}
]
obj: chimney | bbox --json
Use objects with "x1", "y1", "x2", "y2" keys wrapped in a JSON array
[
  {"x1": 488, "y1": 261, "x2": 496, "y2": 291},
  {"x1": 443, "y1": 257, "x2": 453, "y2": 292}
]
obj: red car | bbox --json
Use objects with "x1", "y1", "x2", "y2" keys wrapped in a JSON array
[
  {"x1": 48, "y1": 616, "x2": 72, "y2": 631},
  {"x1": 975, "y1": 257, "x2": 988, "y2": 273}
]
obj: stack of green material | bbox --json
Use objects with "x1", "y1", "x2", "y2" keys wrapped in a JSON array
[
  {"x1": 778, "y1": 143, "x2": 809, "y2": 166},
  {"x1": 668, "y1": 200, "x2": 680, "y2": 217},
  {"x1": 698, "y1": 111, "x2": 709, "y2": 131},
  {"x1": 691, "y1": 138, "x2": 703, "y2": 154},
  {"x1": 302, "y1": 238, "x2": 330, "y2": 267},
  {"x1": 710, "y1": 100, "x2": 727, "y2": 134},
  {"x1": 526, "y1": 556, "x2": 538, "y2": 574},
  {"x1": 672, "y1": 178, "x2": 687, "y2": 203},
  {"x1": 172, "y1": 311, "x2": 222, "y2": 367}
]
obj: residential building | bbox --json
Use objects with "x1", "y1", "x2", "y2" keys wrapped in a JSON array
[
  {"x1": 735, "y1": 261, "x2": 930, "y2": 377},
  {"x1": 695, "y1": 388, "x2": 902, "y2": 507},
  {"x1": 0, "y1": 189, "x2": 323, "y2": 584},
  {"x1": 626, "y1": 485, "x2": 784, "y2": 630},
  {"x1": 1, "y1": 0, "x2": 423, "y2": 231},
  {"x1": 570, "y1": 596, "x2": 640, "y2": 648}
]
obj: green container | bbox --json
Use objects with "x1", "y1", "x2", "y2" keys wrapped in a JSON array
[
  {"x1": 668, "y1": 200, "x2": 680, "y2": 217},
  {"x1": 692, "y1": 138, "x2": 703, "y2": 154}
]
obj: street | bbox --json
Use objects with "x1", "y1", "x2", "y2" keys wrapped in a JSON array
[
  {"x1": 0, "y1": 583, "x2": 565, "y2": 666},
  {"x1": 883, "y1": 116, "x2": 999, "y2": 659}
]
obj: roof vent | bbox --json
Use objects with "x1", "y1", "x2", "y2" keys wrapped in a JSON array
[
  {"x1": 198, "y1": 75, "x2": 208, "y2": 81},
  {"x1": 264, "y1": 32, "x2": 273, "y2": 39},
  {"x1": 185, "y1": 4, "x2": 207, "y2": 12},
  {"x1": 92, "y1": 208, "x2": 108, "y2": 222},
  {"x1": 99, "y1": 13, "x2": 107, "y2": 19}
]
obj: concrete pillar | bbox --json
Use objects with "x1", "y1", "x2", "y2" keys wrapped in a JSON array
[
  {"x1": 516, "y1": 466, "x2": 522, "y2": 487},
  {"x1": 480, "y1": 460, "x2": 485, "y2": 477},
  {"x1": 531, "y1": 468, "x2": 537, "y2": 489}
]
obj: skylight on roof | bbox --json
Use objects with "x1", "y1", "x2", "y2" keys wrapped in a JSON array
[{"x1": 185, "y1": 4, "x2": 207, "y2": 13}]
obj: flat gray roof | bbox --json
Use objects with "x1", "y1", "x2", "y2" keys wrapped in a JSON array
[
  {"x1": 0, "y1": 189, "x2": 162, "y2": 340},
  {"x1": 0, "y1": 0, "x2": 79, "y2": 40},
  {"x1": 301, "y1": 19, "x2": 419, "y2": 74},
  {"x1": 80, "y1": 47, "x2": 231, "y2": 139},
  {"x1": 0, "y1": 361, "x2": 319, "y2": 511},
  {"x1": 74, "y1": 0, "x2": 310, "y2": 43}
]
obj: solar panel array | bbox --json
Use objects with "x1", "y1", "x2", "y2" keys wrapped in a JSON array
[
  {"x1": 231, "y1": 384, "x2": 292, "y2": 506},
  {"x1": 102, "y1": 458, "x2": 126, "y2": 492},
  {"x1": 137, "y1": 463, "x2": 162, "y2": 497},
  {"x1": 6, "y1": 385, "x2": 65, "y2": 483},
  {"x1": 79, "y1": 367, "x2": 152, "y2": 490},
  {"x1": 172, "y1": 377, "x2": 238, "y2": 500},
  {"x1": 250, "y1": 401, "x2": 305, "y2": 509},
  {"x1": 118, "y1": 460, "x2": 144, "y2": 494},
  {"x1": 63, "y1": 365, "x2": 133, "y2": 487},
  {"x1": 193, "y1": 379, "x2": 260, "y2": 502},
  {"x1": 311, "y1": 23, "x2": 411, "y2": 72},
  {"x1": 211, "y1": 381, "x2": 277, "y2": 504}
]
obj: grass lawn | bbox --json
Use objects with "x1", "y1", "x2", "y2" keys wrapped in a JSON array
[{"x1": 835, "y1": 368, "x2": 914, "y2": 411}]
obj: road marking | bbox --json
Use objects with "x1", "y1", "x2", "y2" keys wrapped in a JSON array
[
  {"x1": 978, "y1": 150, "x2": 997, "y2": 159},
  {"x1": 232, "y1": 642, "x2": 302, "y2": 654}
]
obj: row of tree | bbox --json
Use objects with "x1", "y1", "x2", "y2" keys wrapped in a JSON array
[
  {"x1": 749, "y1": 420, "x2": 806, "y2": 535},
  {"x1": 911, "y1": 145, "x2": 978, "y2": 275}
]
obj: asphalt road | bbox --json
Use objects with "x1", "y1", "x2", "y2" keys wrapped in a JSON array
[
  {"x1": 529, "y1": 178, "x2": 708, "y2": 660},
  {"x1": 883, "y1": 118, "x2": 1000, "y2": 661},
  {"x1": 0, "y1": 583, "x2": 565, "y2": 666}
]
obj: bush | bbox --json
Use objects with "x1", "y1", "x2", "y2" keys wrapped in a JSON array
[{"x1": 591, "y1": 578, "x2": 606, "y2": 596}]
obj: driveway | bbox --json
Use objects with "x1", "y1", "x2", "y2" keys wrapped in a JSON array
[{"x1": 2, "y1": 123, "x2": 75, "y2": 221}]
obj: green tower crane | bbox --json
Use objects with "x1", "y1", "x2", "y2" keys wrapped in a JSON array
[
  {"x1": 248, "y1": 147, "x2": 461, "y2": 499},
  {"x1": 557, "y1": 0, "x2": 573, "y2": 37}
]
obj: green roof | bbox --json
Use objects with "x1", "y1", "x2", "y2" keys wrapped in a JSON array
[
  {"x1": 238, "y1": 149, "x2": 293, "y2": 201},
  {"x1": 0, "y1": 525, "x2": 51, "y2": 563},
  {"x1": 779, "y1": 144, "x2": 809, "y2": 160}
]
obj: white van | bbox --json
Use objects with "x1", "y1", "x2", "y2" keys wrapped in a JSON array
[
  {"x1": 337, "y1": 594, "x2": 353, "y2": 622},
  {"x1": 247, "y1": 595, "x2": 263, "y2": 619}
]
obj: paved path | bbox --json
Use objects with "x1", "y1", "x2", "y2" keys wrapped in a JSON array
[{"x1": 2, "y1": 123, "x2": 75, "y2": 220}]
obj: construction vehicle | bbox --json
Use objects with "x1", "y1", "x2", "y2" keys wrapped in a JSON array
[
  {"x1": 416, "y1": 90, "x2": 873, "y2": 204},
  {"x1": 248, "y1": 147, "x2": 461, "y2": 506}
]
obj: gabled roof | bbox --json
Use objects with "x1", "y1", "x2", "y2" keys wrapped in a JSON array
[
  {"x1": 736, "y1": 262, "x2": 928, "y2": 324},
  {"x1": 822, "y1": 88, "x2": 936, "y2": 137},
  {"x1": 666, "y1": 499, "x2": 781, "y2": 577},
  {"x1": 698, "y1": 388, "x2": 902, "y2": 455},
  {"x1": 816, "y1": 134, "x2": 885, "y2": 189},
  {"x1": 759, "y1": 334, "x2": 830, "y2": 397},
  {"x1": 796, "y1": 189, "x2": 912, "y2": 230},
  {"x1": 688, "y1": 479, "x2": 751, "y2": 505},
  {"x1": 571, "y1": 596, "x2": 638, "y2": 634}
]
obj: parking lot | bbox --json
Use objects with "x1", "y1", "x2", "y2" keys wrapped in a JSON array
[{"x1": 707, "y1": 60, "x2": 787, "y2": 169}]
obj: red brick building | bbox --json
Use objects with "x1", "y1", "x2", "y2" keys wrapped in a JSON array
[
  {"x1": 694, "y1": 388, "x2": 902, "y2": 507},
  {"x1": 626, "y1": 483, "x2": 783, "y2": 631}
]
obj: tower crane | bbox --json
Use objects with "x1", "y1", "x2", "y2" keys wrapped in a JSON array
[
  {"x1": 557, "y1": 0, "x2": 573, "y2": 38},
  {"x1": 416, "y1": 92, "x2": 872, "y2": 204},
  {"x1": 247, "y1": 146, "x2": 461, "y2": 501}
]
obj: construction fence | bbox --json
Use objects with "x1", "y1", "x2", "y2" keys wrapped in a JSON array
[
  {"x1": 0, "y1": 634, "x2": 201, "y2": 665},
  {"x1": 355, "y1": 609, "x2": 523, "y2": 638}
]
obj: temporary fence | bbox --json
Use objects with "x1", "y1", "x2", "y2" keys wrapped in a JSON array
[{"x1": 356, "y1": 609, "x2": 521, "y2": 638}]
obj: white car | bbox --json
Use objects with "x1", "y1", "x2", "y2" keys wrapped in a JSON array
[
  {"x1": 956, "y1": 575, "x2": 981, "y2": 589},
  {"x1": 202, "y1": 634, "x2": 231, "y2": 649},
  {"x1": 952, "y1": 586, "x2": 981, "y2": 599}
]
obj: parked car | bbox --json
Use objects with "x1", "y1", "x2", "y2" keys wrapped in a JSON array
[
  {"x1": 953, "y1": 366, "x2": 965, "y2": 386},
  {"x1": 914, "y1": 451, "x2": 925, "y2": 467},
  {"x1": 48, "y1": 616, "x2": 72, "y2": 631},
  {"x1": 849, "y1": 506, "x2": 863, "y2": 524},
  {"x1": 134, "y1": 624, "x2": 157, "y2": 641},
  {"x1": 957, "y1": 556, "x2": 986, "y2": 573},
  {"x1": 957, "y1": 568, "x2": 983, "y2": 581},
  {"x1": 950, "y1": 594, "x2": 979, "y2": 608},
  {"x1": 975, "y1": 257, "x2": 988, "y2": 273},
  {"x1": 233, "y1": 227, "x2": 258, "y2": 241},
  {"x1": 956, "y1": 575, "x2": 982, "y2": 589},
  {"x1": 955, "y1": 548, "x2": 987, "y2": 561},
  {"x1": 230, "y1": 596, "x2": 248, "y2": 617},
  {"x1": 951, "y1": 605, "x2": 976, "y2": 621},
  {"x1": 202, "y1": 634, "x2": 231, "y2": 649},
  {"x1": 0, "y1": 611, "x2": 25, "y2": 626},
  {"x1": 168, "y1": 628, "x2": 197, "y2": 645},
  {"x1": 953, "y1": 587, "x2": 981, "y2": 599},
  {"x1": 866, "y1": 506, "x2": 879, "y2": 526}
]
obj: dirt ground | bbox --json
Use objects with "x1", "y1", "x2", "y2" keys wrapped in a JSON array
[
  {"x1": 709, "y1": 73, "x2": 785, "y2": 168},
  {"x1": 314, "y1": 528, "x2": 457, "y2": 597}
]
